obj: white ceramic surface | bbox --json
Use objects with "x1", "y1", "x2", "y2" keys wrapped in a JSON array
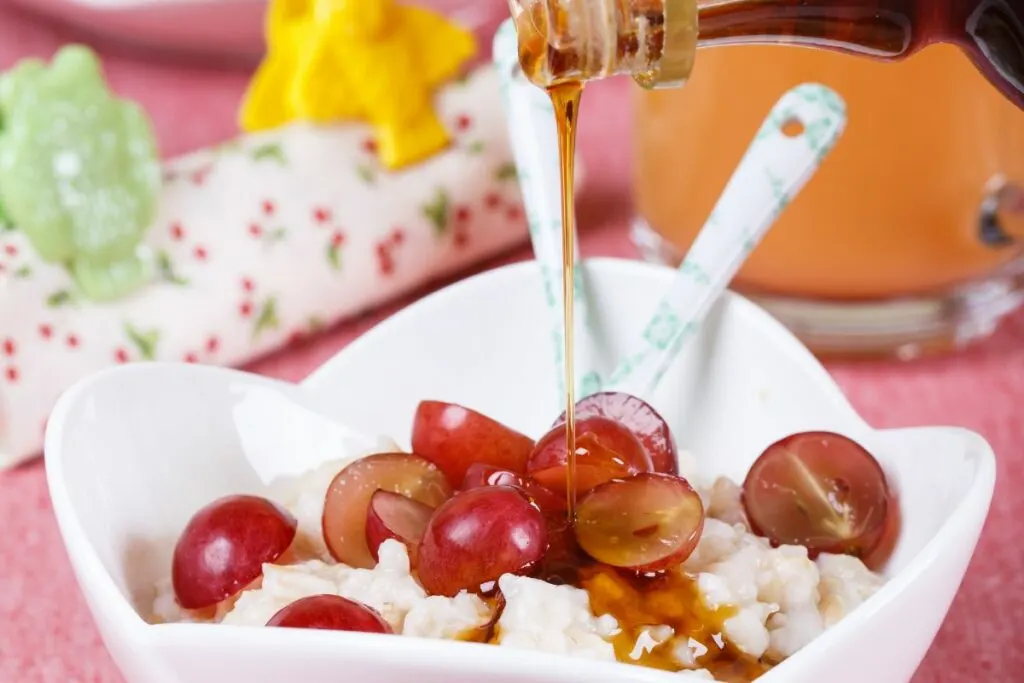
[{"x1": 45, "y1": 258, "x2": 996, "y2": 683}]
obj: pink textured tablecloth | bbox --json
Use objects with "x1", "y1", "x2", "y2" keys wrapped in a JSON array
[{"x1": 1, "y1": 4, "x2": 1022, "y2": 681}]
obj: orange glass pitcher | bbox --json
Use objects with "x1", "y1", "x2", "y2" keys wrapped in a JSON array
[{"x1": 632, "y1": 44, "x2": 1024, "y2": 358}]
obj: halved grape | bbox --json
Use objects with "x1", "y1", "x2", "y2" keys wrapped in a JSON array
[
  {"x1": 365, "y1": 490, "x2": 434, "y2": 564},
  {"x1": 742, "y1": 431, "x2": 892, "y2": 560},
  {"x1": 322, "y1": 453, "x2": 452, "y2": 569},
  {"x1": 172, "y1": 495, "x2": 296, "y2": 609},
  {"x1": 411, "y1": 401, "x2": 535, "y2": 485},
  {"x1": 557, "y1": 392, "x2": 678, "y2": 475},
  {"x1": 461, "y1": 463, "x2": 567, "y2": 514},
  {"x1": 863, "y1": 487, "x2": 901, "y2": 570},
  {"x1": 574, "y1": 473, "x2": 704, "y2": 572},
  {"x1": 266, "y1": 594, "x2": 393, "y2": 633},
  {"x1": 527, "y1": 416, "x2": 653, "y2": 497},
  {"x1": 417, "y1": 486, "x2": 547, "y2": 597}
]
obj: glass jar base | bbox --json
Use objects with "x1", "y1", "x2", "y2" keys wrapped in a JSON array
[{"x1": 631, "y1": 217, "x2": 1024, "y2": 361}]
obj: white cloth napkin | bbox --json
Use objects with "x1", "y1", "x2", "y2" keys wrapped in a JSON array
[{"x1": 0, "y1": 64, "x2": 536, "y2": 468}]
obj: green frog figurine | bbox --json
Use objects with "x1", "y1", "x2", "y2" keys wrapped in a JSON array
[{"x1": 0, "y1": 45, "x2": 161, "y2": 302}]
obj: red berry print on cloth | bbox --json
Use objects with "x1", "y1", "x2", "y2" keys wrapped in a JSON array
[
  {"x1": 240, "y1": 301, "x2": 254, "y2": 318},
  {"x1": 376, "y1": 230, "x2": 406, "y2": 277},
  {"x1": 376, "y1": 243, "x2": 395, "y2": 276},
  {"x1": 313, "y1": 207, "x2": 332, "y2": 225},
  {"x1": 356, "y1": 138, "x2": 380, "y2": 182},
  {"x1": 206, "y1": 336, "x2": 220, "y2": 354},
  {"x1": 507, "y1": 204, "x2": 523, "y2": 222},
  {"x1": 452, "y1": 207, "x2": 471, "y2": 249},
  {"x1": 248, "y1": 199, "x2": 288, "y2": 245},
  {"x1": 190, "y1": 164, "x2": 214, "y2": 186},
  {"x1": 183, "y1": 352, "x2": 199, "y2": 364},
  {"x1": 454, "y1": 114, "x2": 472, "y2": 132},
  {"x1": 454, "y1": 224, "x2": 471, "y2": 249},
  {"x1": 193, "y1": 245, "x2": 209, "y2": 261},
  {"x1": 114, "y1": 348, "x2": 130, "y2": 364},
  {"x1": 3, "y1": 243, "x2": 17, "y2": 257},
  {"x1": 170, "y1": 222, "x2": 186, "y2": 241},
  {"x1": 484, "y1": 192, "x2": 502, "y2": 210},
  {"x1": 5, "y1": 366, "x2": 19, "y2": 383},
  {"x1": 241, "y1": 277, "x2": 255, "y2": 293},
  {"x1": 66, "y1": 334, "x2": 80, "y2": 349},
  {"x1": 2, "y1": 338, "x2": 15, "y2": 356},
  {"x1": 38, "y1": 324, "x2": 53, "y2": 340},
  {"x1": 326, "y1": 230, "x2": 347, "y2": 271}
]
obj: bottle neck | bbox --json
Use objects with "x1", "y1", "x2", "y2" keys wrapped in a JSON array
[
  {"x1": 510, "y1": 0, "x2": 1024, "y2": 110},
  {"x1": 509, "y1": 0, "x2": 698, "y2": 89}
]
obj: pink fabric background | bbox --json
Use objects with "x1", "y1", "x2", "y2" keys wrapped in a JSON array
[{"x1": 1, "y1": 3, "x2": 1022, "y2": 681}]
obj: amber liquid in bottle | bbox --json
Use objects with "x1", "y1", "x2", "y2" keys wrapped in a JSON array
[
  {"x1": 515, "y1": 0, "x2": 1024, "y2": 108},
  {"x1": 696, "y1": 0, "x2": 1024, "y2": 110}
]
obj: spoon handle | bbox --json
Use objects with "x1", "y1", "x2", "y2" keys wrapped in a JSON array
[
  {"x1": 493, "y1": 20, "x2": 603, "y2": 401},
  {"x1": 606, "y1": 83, "x2": 848, "y2": 397}
]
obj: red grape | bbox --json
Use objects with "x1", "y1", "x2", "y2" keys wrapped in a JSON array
[
  {"x1": 365, "y1": 490, "x2": 434, "y2": 564},
  {"x1": 574, "y1": 473, "x2": 705, "y2": 572},
  {"x1": 742, "y1": 431, "x2": 892, "y2": 560},
  {"x1": 322, "y1": 453, "x2": 452, "y2": 569},
  {"x1": 461, "y1": 463, "x2": 523, "y2": 490},
  {"x1": 863, "y1": 487, "x2": 901, "y2": 570},
  {"x1": 527, "y1": 416, "x2": 653, "y2": 497},
  {"x1": 172, "y1": 495, "x2": 297, "y2": 609},
  {"x1": 411, "y1": 401, "x2": 535, "y2": 485},
  {"x1": 461, "y1": 463, "x2": 567, "y2": 515},
  {"x1": 267, "y1": 594, "x2": 392, "y2": 633},
  {"x1": 536, "y1": 515, "x2": 589, "y2": 585},
  {"x1": 557, "y1": 392, "x2": 679, "y2": 475},
  {"x1": 417, "y1": 486, "x2": 548, "y2": 597}
]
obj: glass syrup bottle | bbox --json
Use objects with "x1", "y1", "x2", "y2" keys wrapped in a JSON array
[{"x1": 509, "y1": 0, "x2": 1024, "y2": 109}]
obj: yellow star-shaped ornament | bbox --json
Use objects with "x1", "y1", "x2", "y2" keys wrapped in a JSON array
[{"x1": 239, "y1": 0, "x2": 477, "y2": 170}]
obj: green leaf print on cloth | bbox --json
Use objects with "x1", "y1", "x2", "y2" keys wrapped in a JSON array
[
  {"x1": 423, "y1": 188, "x2": 451, "y2": 237},
  {"x1": 124, "y1": 322, "x2": 160, "y2": 360},
  {"x1": 253, "y1": 296, "x2": 281, "y2": 339}
]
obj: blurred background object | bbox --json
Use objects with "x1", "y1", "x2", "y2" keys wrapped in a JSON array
[
  {"x1": 633, "y1": 44, "x2": 1024, "y2": 360},
  {"x1": 0, "y1": 0, "x2": 530, "y2": 468},
  {"x1": 6, "y1": 0, "x2": 506, "y2": 64}
]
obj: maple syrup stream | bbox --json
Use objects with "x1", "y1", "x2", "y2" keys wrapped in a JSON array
[{"x1": 548, "y1": 81, "x2": 584, "y2": 522}]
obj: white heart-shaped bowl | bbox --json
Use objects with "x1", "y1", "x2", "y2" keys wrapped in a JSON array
[{"x1": 45, "y1": 258, "x2": 995, "y2": 683}]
